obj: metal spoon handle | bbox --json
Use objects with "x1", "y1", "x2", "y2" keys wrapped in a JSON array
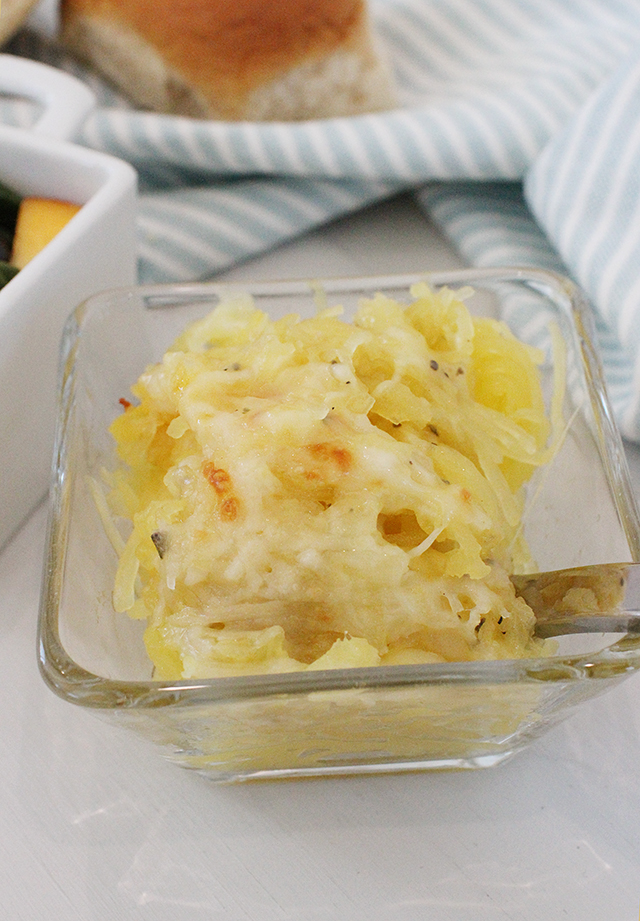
[{"x1": 511, "y1": 562, "x2": 640, "y2": 638}]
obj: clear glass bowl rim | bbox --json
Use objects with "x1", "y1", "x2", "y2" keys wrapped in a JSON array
[{"x1": 37, "y1": 265, "x2": 640, "y2": 711}]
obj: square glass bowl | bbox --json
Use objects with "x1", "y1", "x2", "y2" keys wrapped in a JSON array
[{"x1": 38, "y1": 267, "x2": 640, "y2": 782}]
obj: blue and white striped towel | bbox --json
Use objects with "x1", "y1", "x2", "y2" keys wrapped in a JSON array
[{"x1": 5, "y1": 0, "x2": 640, "y2": 438}]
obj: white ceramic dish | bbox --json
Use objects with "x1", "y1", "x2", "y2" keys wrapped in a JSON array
[{"x1": 0, "y1": 54, "x2": 138, "y2": 550}]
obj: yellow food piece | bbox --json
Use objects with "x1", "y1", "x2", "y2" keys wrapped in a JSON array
[
  {"x1": 10, "y1": 197, "x2": 81, "y2": 269},
  {"x1": 108, "y1": 284, "x2": 559, "y2": 679}
]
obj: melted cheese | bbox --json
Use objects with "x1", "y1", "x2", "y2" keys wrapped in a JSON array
[{"x1": 107, "y1": 284, "x2": 558, "y2": 678}]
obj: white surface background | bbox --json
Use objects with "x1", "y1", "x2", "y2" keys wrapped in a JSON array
[{"x1": 3, "y1": 193, "x2": 640, "y2": 920}]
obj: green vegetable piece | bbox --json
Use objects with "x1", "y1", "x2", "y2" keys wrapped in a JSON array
[
  {"x1": 0, "y1": 261, "x2": 19, "y2": 290},
  {"x1": 0, "y1": 229, "x2": 12, "y2": 262},
  {"x1": 0, "y1": 180, "x2": 22, "y2": 237}
]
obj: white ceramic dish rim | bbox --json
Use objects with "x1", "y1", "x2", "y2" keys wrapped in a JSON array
[
  {"x1": 0, "y1": 53, "x2": 138, "y2": 551},
  {"x1": 0, "y1": 53, "x2": 137, "y2": 328},
  {"x1": 0, "y1": 123, "x2": 138, "y2": 322},
  {"x1": 0, "y1": 52, "x2": 95, "y2": 140}
]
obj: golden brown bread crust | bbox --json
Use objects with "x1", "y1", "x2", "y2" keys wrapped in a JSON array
[
  {"x1": 0, "y1": 0, "x2": 40, "y2": 45},
  {"x1": 60, "y1": 0, "x2": 397, "y2": 120}
]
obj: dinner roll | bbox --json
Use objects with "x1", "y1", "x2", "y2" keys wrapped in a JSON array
[
  {"x1": 0, "y1": 0, "x2": 41, "y2": 45},
  {"x1": 60, "y1": 0, "x2": 397, "y2": 120}
]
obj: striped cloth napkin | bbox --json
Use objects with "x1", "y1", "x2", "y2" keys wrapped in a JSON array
[{"x1": 5, "y1": 0, "x2": 640, "y2": 438}]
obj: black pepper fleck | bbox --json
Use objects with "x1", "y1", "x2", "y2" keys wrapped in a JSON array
[{"x1": 151, "y1": 530, "x2": 168, "y2": 559}]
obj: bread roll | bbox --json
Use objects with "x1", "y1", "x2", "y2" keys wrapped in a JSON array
[
  {"x1": 0, "y1": 0, "x2": 41, "y2": 45},
  {"x1": 60, "y1": 0, "x2": 397, "y2": 120}
]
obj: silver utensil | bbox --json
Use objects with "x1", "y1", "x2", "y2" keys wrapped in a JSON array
[{"x1": 511, "y1": 562, "x2": 640, "y2": 637}]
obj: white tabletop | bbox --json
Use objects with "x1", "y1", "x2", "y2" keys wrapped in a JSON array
[{"x1": 3, "y1": 192, "x2": 640, "y2": 921}]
